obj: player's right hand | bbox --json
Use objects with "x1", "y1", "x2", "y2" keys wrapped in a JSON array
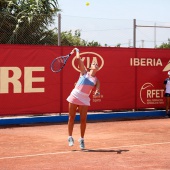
[{"x1": 74, "y1": 48, "x2": 79, "y2": 52}]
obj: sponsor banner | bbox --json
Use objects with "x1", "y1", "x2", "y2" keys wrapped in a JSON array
[
  {"x1": 62, "y1": 47, "x2": 136, "y2": 112},
  {"x1": 0, "y1": 45, "x2": 65, "y2": 115},
  {"x1": 0, "y1": 45, "x2": 169, "y2": 115},
  {"x1": 133, "y1": 49, "x2": 168, "y2": 108}
]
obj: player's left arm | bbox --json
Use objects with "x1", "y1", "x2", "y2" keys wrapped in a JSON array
[
  {"x1": 164, "y1": 79, "x2": 167, "y2": 91},
  {"x1": 94, "y1": 79, "x2": 100, "y2": 96}
]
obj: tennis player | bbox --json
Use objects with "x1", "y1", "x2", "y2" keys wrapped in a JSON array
[
  {"x1": 66, "y1": 48, "x2": 100, "y2": 149},
  {"x1": 164, "y1": 71, "x2": 170, "y2": 118}
]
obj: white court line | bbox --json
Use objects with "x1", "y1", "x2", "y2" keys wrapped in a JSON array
[
  {"x1": 0, "y1": 141, "x2": 170, "y2": 160},
  {"x1": 0, "y1": 151, "x2": 75, "y2": 160}
]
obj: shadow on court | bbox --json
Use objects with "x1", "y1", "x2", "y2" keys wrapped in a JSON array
[{"x1": 72, "y1": 149, "x2": 129, "y2": 154}]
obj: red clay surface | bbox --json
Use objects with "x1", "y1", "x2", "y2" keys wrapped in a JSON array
[{"x1": 0, "y1": 118, "x2": 170, "y2": 170}]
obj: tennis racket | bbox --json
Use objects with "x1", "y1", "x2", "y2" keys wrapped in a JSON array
[{"x1": 51, "y1": 51, "x2": 74, "y2": 73}]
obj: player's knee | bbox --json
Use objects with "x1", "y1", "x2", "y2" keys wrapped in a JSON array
[
  {"x1": 69, "y1": 115, "x2": 76, "y2": 122},
  {"x1": 80, "y1": 117, "x2": 87, "y2": 124}
]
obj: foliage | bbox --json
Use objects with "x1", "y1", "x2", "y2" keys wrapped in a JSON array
[
  {"x1": 58, "y1": 29, "x2": 101, "y2": 47},
  {"x1": 159, "y1": 39, "x2": 170, "y2": 49},
  {"x1": 115, "y1": 43, "x2": 121, "y2": 47},
  {"x1": 0, "y1": 0, "x2": 60, "y2": 44},
  {"x1": 0, "y1": 0, "x2": 102, "y2": 46}
]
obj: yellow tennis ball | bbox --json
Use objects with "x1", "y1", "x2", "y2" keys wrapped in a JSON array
[{"x1": 86, "y1": 2, "x2": 90, "y2": 6}]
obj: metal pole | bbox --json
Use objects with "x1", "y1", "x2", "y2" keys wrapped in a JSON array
[
  {"x1": 133, "y1": 19, "x2": 136, "y2": 48},
  {"x1": 154, "y1": 22, "x2": 156, "y2": 48},
  {"x1": 58, "y1": 13, "x2": 61, "y2": 46},
  {"x1": 141, "y1": 40, "x2": 144, "y2": 48},
  {"x1": 128, "y1": 39, "x2": 131, "y2": 47}
]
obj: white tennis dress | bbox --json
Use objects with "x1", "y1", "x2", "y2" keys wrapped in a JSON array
[
  {"x1": 67, "y1": 72, "x2": 97, "y2": 106},
  {"x1": 164, "y1": 78, "x2": 170, "y2": 93}
]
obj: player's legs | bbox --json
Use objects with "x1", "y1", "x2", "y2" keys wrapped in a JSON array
[
  {"x1": 68, "y1": 102, "x2": 77, "y2": 136},
  {"x1": 166, "y1": 97, "x2": 170, "y2": 115},
  {"x1": 78, "y1": 105, "x2": 88, "y2": 138}
]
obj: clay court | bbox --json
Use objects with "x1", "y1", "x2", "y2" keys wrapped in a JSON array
[{"x1": 0, "y1": 118, "x2": 170, "y2": 170}]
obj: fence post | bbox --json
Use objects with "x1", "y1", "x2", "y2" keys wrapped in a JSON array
[
  {"x1": 133, "y1": 19, "x2": 136, "y2": 48},
  {"x1": 58, "y1": 13, "x2": 61, "y2": 46}
]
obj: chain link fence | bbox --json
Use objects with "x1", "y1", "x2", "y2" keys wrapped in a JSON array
[
  {"x1": 0, "y1": 12, "x2": 170, "y2": 48},
  {"x1": 59, "y1": 15, "x2": 170, "y2": 48},
  {"x1": 0, "y1": 13, "x2": 58, "y2": 45}
]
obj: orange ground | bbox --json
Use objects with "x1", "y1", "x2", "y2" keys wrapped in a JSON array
[{"x1": 0, "y1": 118, "x2": 170, "y2": 170}]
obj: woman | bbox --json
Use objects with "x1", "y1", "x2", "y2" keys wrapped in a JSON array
[
  {"x1": 164, "y1": 71, "x2": 170, "y2": 118},
  {"x1": 67, "y1": 48, "x2": 100, "y2": 149}
]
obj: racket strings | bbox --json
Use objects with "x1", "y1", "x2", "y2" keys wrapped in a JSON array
[
  {"x1": 58, "y1": 56, "x2": 66, "y2": 64},
  {"x1": 51, "y1": 54, "x2": 71, "y2": 72},
  {"x1": 53, "y1": 56, "x2": 67, "y2": 71}
]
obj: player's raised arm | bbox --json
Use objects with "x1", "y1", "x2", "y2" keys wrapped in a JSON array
[{"x1": 74, "y1": 48, "x2": 87, "y2": 75}]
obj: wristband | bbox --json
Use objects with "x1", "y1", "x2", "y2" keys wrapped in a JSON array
[
  {"x1": 95, "y1": 92, "x2": 100, "y2": 95},
  {"x1": 75, "y1": 48, "x2": 79, "y2": 52}
]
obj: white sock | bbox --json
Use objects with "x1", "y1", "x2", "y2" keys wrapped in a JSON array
[{"x1": 80, "y1": 137, "x2": 84, "y2": 140}]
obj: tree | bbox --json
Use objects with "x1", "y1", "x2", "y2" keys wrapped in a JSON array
[
  {"x1": 56, "y1": 29, "x2": 101, "y2": 47},
  {"x1": 159, "y1": 39, "x2": 170, "y2": 49},
  {"x1": 115, "y1": 43, "x2": 121, "y2": 47},
  {"x1": 0, "y1": 0, "x2": 60, "y2": 44},
  {"x1": 0, "y1": 1, "x2": 102, "y2": 46}
]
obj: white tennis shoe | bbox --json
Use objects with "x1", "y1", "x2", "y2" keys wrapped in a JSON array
[
  {"x1": 68, "y1": 137, "x2": 74, "y2": 146},
  {"x1": 78, "y1": 138, "x2": 85, "y2": 149}
]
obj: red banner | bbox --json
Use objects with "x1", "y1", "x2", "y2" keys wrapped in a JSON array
[{"x1": 0, "y1": 45, "x2": 169, "y2": 115}]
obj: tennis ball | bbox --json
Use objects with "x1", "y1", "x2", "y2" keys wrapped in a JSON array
[{"x1": 86, "y1": 2, "x2": 90, "y2": 6}]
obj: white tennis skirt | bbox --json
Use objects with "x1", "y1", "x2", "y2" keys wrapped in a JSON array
[{"x1": 67, "y1": 89, "x2": 90, "y2": 106}]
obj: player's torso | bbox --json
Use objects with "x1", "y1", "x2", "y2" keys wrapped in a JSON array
[
  {"x1": 165, "y1": 78, "x2": 170, "y2": 93},
  {"x1": 75, "y1": 73, "x2": 97, "y2": 95}
]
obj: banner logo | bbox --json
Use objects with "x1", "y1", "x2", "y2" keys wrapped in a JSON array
[
  {"x1": 140, "y1": 82, "x2": 164, "y2": 105},
  {"x1": 72, "y1": 52, "x2": 104, "y2": 72},
  {"x1": 0, "y1": 67, "x2": 45, "y2": 94},
  {"x1": 130, "y1": 58, "x2": 162, "y2": 66},
  {"x1": 163, "y1": 60, "x2": 170, "y2": 71}
]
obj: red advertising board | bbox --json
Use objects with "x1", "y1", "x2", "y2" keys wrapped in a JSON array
[{"x1": 0, "y1": 45, "x2": 169, "y2": 115}]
